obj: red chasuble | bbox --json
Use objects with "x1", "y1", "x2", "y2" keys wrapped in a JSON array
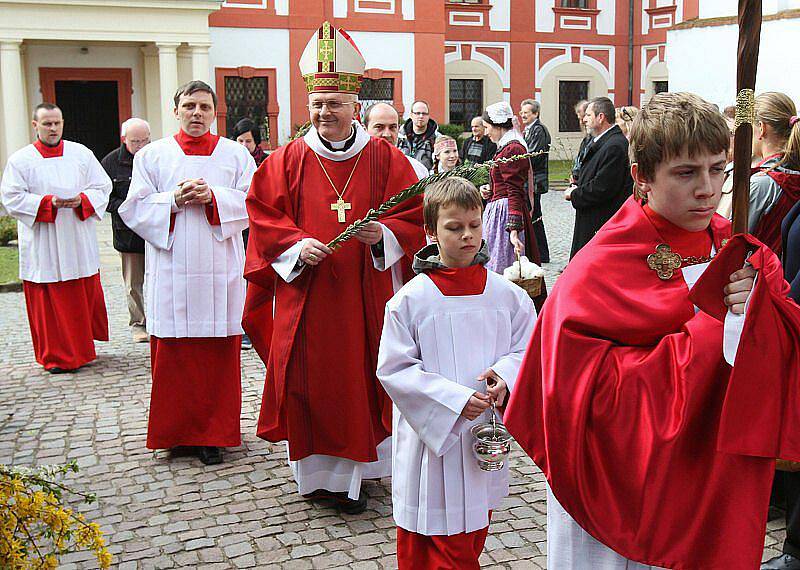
[
  {"x1": 244, "y1": 136, "x2": 425, "y2": 462},
  {"x1": 506, "y1": 197, "x2": 800, "y2": 569},
  {"x1": 23, "y1": 274, "x2": 108, "y2": 371}
]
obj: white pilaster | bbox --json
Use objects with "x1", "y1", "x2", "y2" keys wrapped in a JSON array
[
  {"x1": 141, "y1": 44, "x2": 162, "y2": 139},
  {"x1": 0, "y1": 40, "x2": 30, "y2": 161},
  {"x1": 156, "y1": 42, "x2": 180, "y2": 138},
  {"x1": 188, "y1": 43, "x2": 211, "y2": 85}
]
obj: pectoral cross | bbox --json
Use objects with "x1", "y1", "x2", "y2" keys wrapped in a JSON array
[
  {"x1": 647, "y1": 244, "x2": 682, "y2": 281},
  {"x1": 331, "y1": 197, "x2": 351, "y2": 223}
]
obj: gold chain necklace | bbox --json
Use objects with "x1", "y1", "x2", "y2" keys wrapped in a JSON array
[{"x1": 314, "y1": 150, "x2": 364, "y2": 223}]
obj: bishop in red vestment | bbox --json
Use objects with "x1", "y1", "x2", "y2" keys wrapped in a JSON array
[
  {"x1": 0, "y1": 103, "x2": 110, "y2": 373},
  {"x1": 244, "y1": 22, "x2": 425, "y2": 512},
  {"x1": 506, "y1": 93, "x2": 800, "y2": 569}
]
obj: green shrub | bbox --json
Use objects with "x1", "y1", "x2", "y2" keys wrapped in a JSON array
[
  {"x1": 438, "y1": 123, "x2": 468, "y2": 150},
  {"x1": 0, "y1": 216, "x2": 17, "y2": 246}
]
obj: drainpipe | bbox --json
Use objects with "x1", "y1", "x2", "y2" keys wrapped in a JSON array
[{"x1": 628, "y1": 0, "x2": 635, "y2": 105}]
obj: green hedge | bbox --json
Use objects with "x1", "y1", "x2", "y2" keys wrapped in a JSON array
[{"x1": 0, "y1": 216, "x2": 17, "y2": 246}]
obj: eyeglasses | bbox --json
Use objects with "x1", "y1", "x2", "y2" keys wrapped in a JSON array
[{"x1": 307, "y1": 101, "x2": 357, "y2": 112}]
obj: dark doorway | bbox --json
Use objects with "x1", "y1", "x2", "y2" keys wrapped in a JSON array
[{"x1": 55, "y1": 80, "x2": 120, "y2": 160}]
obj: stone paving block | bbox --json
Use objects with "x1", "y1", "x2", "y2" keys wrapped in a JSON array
[{"x1": 0, "y1": 207, "x2": 788, "y2": 569}]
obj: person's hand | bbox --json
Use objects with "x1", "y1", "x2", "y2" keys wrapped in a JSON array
[
  {"x1": 461, "y1": 391, "x2": 492, "y2": 421},
  {"x1": 52, "y1": 196, "x2": 82, "y2": 208},
  {"x1": 354, "y1": 221, "x2": 383, "y2": 245},
  {"x1": 509, "y1": 230, "x2": 524, "y2": 255},
  {"x1": 479, "y1": 184, "x2": 492, "y2": 200},
  {"x1": 300, "y1": 239, "x2": 332, "y2": 266},
  {"x1": 478, "y1": 368, "x2": 509, "y2": 407},
  {"x1": 564, "y1": 185, "x2": 575, "y2": 201},
  {"x1": 175, "y1": 179, "x2": 211, "y2": 206},
  {"x1": 185, "y1": 179, "x2": 212, "y2": 205},
  {"x1": 724, "y1": 265, "x2": 756, "y2": 314}
]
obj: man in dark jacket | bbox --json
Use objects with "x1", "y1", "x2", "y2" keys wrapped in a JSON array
[
  {"x1": 565, "y1": 97, "x2": 632, "y2": 259},
  {"x1": 763, "y1": 203, "x2": 800, "y2": 570},
  {"x1": 521, "y1": 99, "x2": 551, "y2": 263},
  {"x1": 459, "y1": 116, "x2": 496, "y2": 164},
  {"x1": 397, "y1": 100, "x2": 439, "y2": 171},
  {"x1": 101, "y1": 117, "x2": 150, "y2": 342}
]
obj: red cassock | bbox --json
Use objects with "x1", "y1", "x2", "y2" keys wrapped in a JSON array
[
  {"x1": 396, "y1": 523, "x2": 489, "y2": 570},
  {"x1": 147, "y1": 335, "x2": 242, "y2": 449},
  {"x1": 505, "y1": 197, "x2": 800, "y2": 569},
  {"x1": 244, "y1": 136, "x2": 425, "y2": 462},
  {"x1": 24, "y1": 195, "x2": 109, "y2": 371}
]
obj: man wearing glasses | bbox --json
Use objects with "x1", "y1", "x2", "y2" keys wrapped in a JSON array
[
  {"x1": 398, "y1": 100, "x2": 440, "y2": 171},
  {"x1": 101, "y1": 117, "x2": 151, "y2": 343},
  {"x1": 244, "y1": 22, "x2": 425, "y2": 515}
]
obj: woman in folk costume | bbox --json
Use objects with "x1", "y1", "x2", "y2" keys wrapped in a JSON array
[
  {"x1": 480, "y1": 101, "x2": 541, "y2": 275},
  {"x1": 431, "y1": 135, "x2": 460, "y2": 174},
  {"x1": 243, "y1": 22, "x2": 425, "y2": 513},
  {"x1": 377, "y1": 178, "x2": 536, "y2": 569},
  {"x1": 748, "y1": 92, "x2": 800, "y2": 257}
]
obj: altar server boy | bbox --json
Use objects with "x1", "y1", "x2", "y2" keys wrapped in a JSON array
[{"x1": 377, "y1": 177, "x2": 536, "y2": 569}]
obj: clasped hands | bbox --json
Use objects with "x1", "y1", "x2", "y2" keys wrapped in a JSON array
[
  {"x1": 461, "y1": 368, "x2": 508, "y2": 421},
  {"x1": 299, "y1": 222, "x2": 383, "y2": 266},
  {"x1": 174, "y1": 178, "x2": 213, "y2": 208},
  {"x1": 51, "y1": 195, "x2": 82, "y2": 209}
]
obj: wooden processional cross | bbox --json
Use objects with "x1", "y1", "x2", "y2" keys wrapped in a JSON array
[{"x1": 731, "y1": 0, "x2": 762, "y2": 234}]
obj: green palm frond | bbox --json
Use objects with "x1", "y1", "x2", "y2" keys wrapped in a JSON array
[{"x1": 326, "y1": 150, "x2": 545, "y2": 249}]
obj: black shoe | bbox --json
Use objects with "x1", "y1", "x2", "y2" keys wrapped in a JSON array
[
  {"x1": 762, "y1": 554, "x2": 800, "y2": 569},
  {"x1": 47, "y1": 367, "x2": 75, "y2": 374},
  {"x1": 302, "y1": 489, "x2": 367, "y2": 514},
  {"x1": 198, "y1": 446, "x2": 223, "y2": 465},
  {"x1": 241, "y1": 334, "x2": 252, "y2": 351}
]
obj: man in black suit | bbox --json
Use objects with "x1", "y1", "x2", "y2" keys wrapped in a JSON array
[
  {"x1": 565, "y1": 97, "x2": 632, "y2": 258},
  {"x1": 520, "y1": 98, "x2": 551, "y2": 263}
]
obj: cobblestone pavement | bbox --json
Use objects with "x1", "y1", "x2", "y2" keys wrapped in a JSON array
[{"x1": 0, "y1": 189, "x2": 786, "y2": 568}]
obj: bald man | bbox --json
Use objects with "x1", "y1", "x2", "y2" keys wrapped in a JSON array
[
  {"x1": 101, "y1": 118, "x2": 152, "y2": 342},
  {"x1": 364, "y1": 103, "x2": 429, "y2": 179}
]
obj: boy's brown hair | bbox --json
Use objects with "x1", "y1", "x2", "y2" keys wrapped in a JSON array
[
  {"x1": 629, "y1": 92, "x2": 729, "y2": 181},
  {"x1": 423, "y1": 177, "x2": 483, "y2": 231}
]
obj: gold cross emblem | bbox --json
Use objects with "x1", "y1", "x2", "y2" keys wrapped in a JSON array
[
  {"x1": 647, "y1": 244, "x2": 682, "y2": 280},
  {"x1": 330, "y1": 198, "x2": 352, "y2": 223}
]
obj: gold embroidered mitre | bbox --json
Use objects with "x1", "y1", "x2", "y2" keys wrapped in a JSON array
[{"x1": 299, "y1": 21, "x2": 365, "y2": 94}]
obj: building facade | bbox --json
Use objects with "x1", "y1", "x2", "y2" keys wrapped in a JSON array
[
  {"x1": 667, "y1": 0, "x2": 800, "y2": 109},
  {"x1": 0, "y1": 0, "x2": 698, "y2": 168}
]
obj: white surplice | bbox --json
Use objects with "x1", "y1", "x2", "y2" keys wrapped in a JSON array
[
  {"x1": 547, "y1": 257, "x2": 749, "y2": 569},
  {"x1": 273, "y1": 122, "x2": 408, "y2": 499},
  {"x1": 0, "y1": 141, "x2": 111, "y2": 283},
  {"x1": 119, "y1": 136, "x2": 255, "y2": 338},
  {"x1": 377, "y1": 270, "x2": 536, "y2": 535}
]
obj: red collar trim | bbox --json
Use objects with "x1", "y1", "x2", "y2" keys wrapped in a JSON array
[
  {"x1": 34, "y1": 139, "x2": 64, "y2": 158},
  {"x1": 174, "y1": 130, "x2": 220, "y2": 156},
  {"x1": 643, "y1": 204, "x2": 712, "y2": 259},
  {"x1": 427, "y1": 265, "x2": 488, "y2": 296},
  {"x1": 755, "y1": 153, "x2": 784, "y2": 169}
]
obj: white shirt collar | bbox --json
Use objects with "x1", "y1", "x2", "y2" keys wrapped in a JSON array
[
  {"x1": 593, "y1": 125, "x2": 613, "y2": 143},
  {"x1": 303, "y1": 120, "x2": 370, "y2": 161}
]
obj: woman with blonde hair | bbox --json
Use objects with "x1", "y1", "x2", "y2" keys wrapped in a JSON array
[
  {"x1": 615, "y1": 106, "x2": 639, "y2": 139},
  {"x1": 748, "y1": 91, "x2": 800, "y2": 256}
]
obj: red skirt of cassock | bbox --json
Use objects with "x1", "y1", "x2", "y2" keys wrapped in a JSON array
[
  {"x1": 396, "y1": 525, "x2": 490, "y2": 570},
  {"x1": 23, "y1": 273, "x2": 108, "y2": 371},
  {"x1": 147, "y1": 336, "x2": 242, "y2": 449}
]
